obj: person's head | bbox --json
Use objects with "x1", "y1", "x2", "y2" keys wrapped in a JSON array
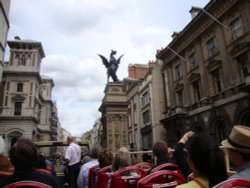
[
  {"x1": 35, "y1": 152, "x2": 47, "y2": 169},
  {"x1": 112, "y1": 147, "x2": 130, "y2": 172},
  {"x1": 9, "y1": 138, "x2": 37, "y2": 171},
  {"x1": 221, "y1": 125, "x2": 250, "y2": 167},
  {"x1": 67, "y1": 135, "x2": 74, "y2": 144},
  {"x1": 82, "y1": 155, "x2": 91, "y2": 164},
  {"x1": 186, "y1": 133, "x2": 227, "y2": 187},
  {"x1": 152, "y1": 140, "x2": 169, "y2": 159},
  {"x1": 90, "y1": 146, "x2": 100, "y2": 159},
  {"x1": 98, "y1": 148, "x2": 113, "y2": 168},
  {"x1": 0, "y1": 154, "x2": 10, "y2": 172}
]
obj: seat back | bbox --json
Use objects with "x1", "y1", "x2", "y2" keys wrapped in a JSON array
[
  {"x1": 110, "y1": 166, "x2": 147, "y2": 188},
  {"x1": 96, "y1": 165, "x2": 112, "y2": 188},
  {"x1": 35, "y1": 168, "x2": 52, "y2": 174},
  {"x1": 0, "y1": 171, "x2": 12, "y2": 178},
  {"x1": 212, "y1": 178, "x2": 250, "y2": 188},
  {"x1": 4, "y1": 181, "x2": 52, "y2": 188},
  {"x1": 88, "y1": 164, "x2": 99, "y2": 188},
  {"x1": 138, "y1": 170, "x2": 186, "y2": 188},
  {"x1": 151, "y1": 163, "x2": 182, "y2": 175},
  {"x1": 134, "y1": 162, "x2": 154, "y2": 172}
]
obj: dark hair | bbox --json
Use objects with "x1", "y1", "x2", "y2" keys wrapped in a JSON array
[
  {"x1": 187, "y1": 133, "x2": 227, "y2": 187},
  {"x1": 152, "y1": 140, "x2": 168, "y2": 158},
  {"x1": 90, "y1": 147, "x2": 100, "y2": 159},
  {"x1": 35, "y1": 152, "x2": 47, "y2": 169},
  {"x1": 98, "y1": 148, "x2": 113, "y2": 168},
  {"x1": 9, "y1": 138, "x2": 37, "y2": 171}
]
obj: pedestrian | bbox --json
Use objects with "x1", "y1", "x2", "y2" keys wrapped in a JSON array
[
  {"x1": 64, "y1": 135, "x2": 81, "y2": 188},
  {"x1": 221, "y1": 125, "x2": 250, "y2": 180}
]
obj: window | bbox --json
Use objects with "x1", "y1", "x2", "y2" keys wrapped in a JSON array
[
  {"x1": 207, "y1": 37, "x2": 217, "y2": 57},
  {"x1": 19, "y1": 56, "x2": 26, "y2": 65},
  {"x1": 141, "y1": 91, "x2": 150, "y2": 106},
  {"x1": 230, "y1": 18, "x2": 243, "y2": 39},
  {"x1": 17, "y1": 83, "x2": 23, "y2": 92},
  {"x1": 189, "y1": 52, "x2": 197, "y2": 70},
  {"x1": 143, "y1": 110, "x2": 150, "y2": 125},
  {"x1": 212, "y1": 69, "x2": 222, "y2": 93},
  {"x1": 14, "y1": 102, "x2": 22, "y2": 115},
  {"x1": 175, "y1": 65, "x2": 181, "y2": 79},
  {"x1": 193, "y1": 81, "x2": 201, "y2": 102},
  {"x1": 237, "y1": 54, "x2": 250, "y2": 77}
]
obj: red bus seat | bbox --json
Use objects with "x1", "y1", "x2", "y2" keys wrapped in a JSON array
[
  {"x1": 96, "y1": 165, "x2": 112, "y2": 188},
  {"x1": 88, "y1": 164, "x2": 99, "y2": 188},
  {"x1": 110, "y1": 166, "x2": 147, "y2": 188},
  {"x1": 4, "y1": 180, "x2": 52, "y2": 188},
  {"x1": 137, "y1": 170, "x2": 186, "y2": 188},
  {"x1": 0, "y1": 171, "x2": 12, "y2": 178},
  {"x1": 35, "y1": 168, "x2": 52, "y2": 175},
  {"x1": 134, "y1": 162, "x2": 154, "y2": 172},
  {"x1": 151, "y1": 163, "x2": 182, "y2": 175},
  {"x1": 212, "y1": 178, "x2": 250, "y2": 188}
]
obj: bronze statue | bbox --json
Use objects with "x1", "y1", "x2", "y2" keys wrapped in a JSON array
[{"x1": 98, "y1": 50, "x2": 124, "y2": 82}]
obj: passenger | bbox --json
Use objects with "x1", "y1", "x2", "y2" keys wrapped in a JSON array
[
  {"x1": 0, "y1": 138, "x2": 60, "y2": 187},
  {"x1": 221, "y1": 125, "x2": 250, "y2": 180},
  {"x1": 173, "y1": 131, "x2": 194, "y2": 178},
  {"x1": 64, "y1": 135, "x2": 81, "y2": 188},
  {"x1": 93, "y1": 148, "x2": 113, "y2": 187},
  {"x1": 176, "y1": 132, "x2": 227, "y2": 188},
  {"x1": 112, "y1": 147, "x2": 131, "y2": 172},
  {"x1": 77, "y1": 146, "x2": 100, "y2": 188},
  {"x1": 149, "y1": 140, "x2": 174, "y2": 173},
  {"x1": 82, "y1": 155, "x2": 91, "y2": 165}
]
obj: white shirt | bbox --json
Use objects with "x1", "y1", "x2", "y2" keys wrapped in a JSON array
[
  {"x1": 77, "y1": 159, "x2": 99, "y2": 188},
  {"x1": 65, "y1": 142, "x2": 81, "y2": 166}
]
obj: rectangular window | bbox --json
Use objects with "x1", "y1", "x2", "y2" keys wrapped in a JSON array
[
  {"x1": 207, "y1": 37, "x2": 217, "y2": 57},
  {"x1": 30, "y1": 82, "x2": 33, "y2": 92},
  {"x1": 14, "y1": 102, "x2": 22, "y2": 115},
  {"x1": 6, "y1": 82, "x2": 9, "y2": 91},
  {"x1": 175, "y1": 65, "x2": 181, "y2": 79},
  {"x1": 19, "y1": 56, "x2": 26, "y2": 65},
  {"x1": 189, "y1": 53, "x2": 197, "y2": 70},
  {"x1": 212, "y1": 69, "x2": 222, "y2": 93},
  {"x1": 17, "y1": 83, "x2": 23, "y2": 92},
  {"x1": 230, "y1": 18, "x2": 243, "y2": 39},
  {"x1": 237, "y1": 54, "x2": 250, "y2": 77},
  {"x1": 143, "y1": 110, "x2": 150, "y2": 125},
  {"x1": 193, "y1": 81, "x2": 201, "y2": 102},
  {"x1": 5, "y1": 96, "x2": 8, "y2": 106},
  {"x1": 141, "y1": 91, "x2": 150, "y2": 107}
]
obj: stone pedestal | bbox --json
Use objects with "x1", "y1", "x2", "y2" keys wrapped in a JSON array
[{"x1": 99, "y1": 82, "x2": 128, "y2": 152}]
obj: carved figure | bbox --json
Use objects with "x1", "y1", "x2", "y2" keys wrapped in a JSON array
[{"x1": 98, "y1": 50, "x2": 124, "y2": 82}]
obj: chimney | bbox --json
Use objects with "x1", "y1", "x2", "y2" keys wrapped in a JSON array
[
  {"x1": 171, "y1": 31, "x2": 180, "y2": 39},
  {"x1": 189, "y1": 6, "x2": 201, "y2": 19},
  {"x1": 14, "y1": 36, "x2": 21, "y2": 40}
]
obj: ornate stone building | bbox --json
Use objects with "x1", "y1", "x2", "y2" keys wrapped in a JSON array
[
  {"x1": 0, "y1": 38, "x2": 59, "y2": 152},
  {"x1": 157, "y1": 0, "x2": 250, "y2": 146}
]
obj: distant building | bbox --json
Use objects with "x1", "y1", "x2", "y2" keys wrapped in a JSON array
[
  {"x1": 0, "y1": 38, "x2": 59, "y2": 152},
  {"x1": 157, "y1": 0, "x2": 250, "y2": 146}
]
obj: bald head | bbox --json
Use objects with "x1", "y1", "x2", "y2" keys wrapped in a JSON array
[{"x1": 67, "y1": 135, "x2": 74, "y2": 144}]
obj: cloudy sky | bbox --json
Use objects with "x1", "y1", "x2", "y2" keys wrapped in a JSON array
[{"x1": 6, "y1": 0, "x2": 208, "y2": 137}]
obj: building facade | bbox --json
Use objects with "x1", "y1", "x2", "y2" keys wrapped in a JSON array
[
  {"x1": 0, "y1": 38, "x2": 59, "y2": 152},
  {"x1": 157, "y1": 0, "x2": 250, "y2": 146}
]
